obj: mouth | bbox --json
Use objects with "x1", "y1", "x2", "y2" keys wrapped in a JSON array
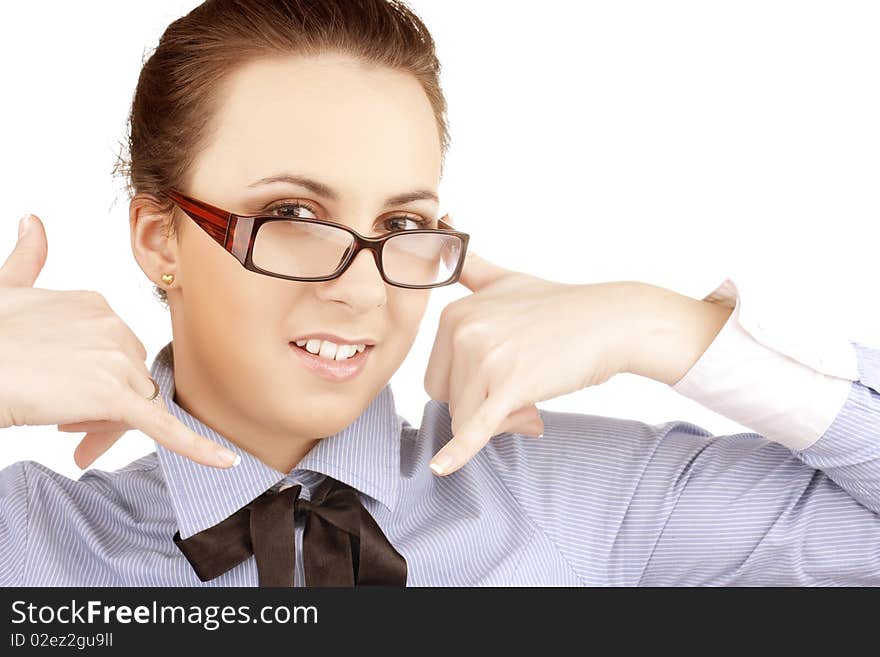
[
  {"x1": 288, "y1": 341, "x2": 374, "y2": 382},
  {"x1": 289, "y1": 332, "x2": 377, "y2": 347},
  {"x1": 289, "y1": 341, "x2": 374, "y2": 358}
]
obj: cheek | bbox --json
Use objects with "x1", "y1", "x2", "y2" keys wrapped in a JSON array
[
  {"x1": 181, "y1": 237, "x2": 300, "y2": 361},
  {"x1": 386, "y1": 290, "x2": 431, "y2": 350}
]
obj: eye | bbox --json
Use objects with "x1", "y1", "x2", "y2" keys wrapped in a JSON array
[
  {"x1": 383, "y1": 215, "x2": 434, "y2": 232},
  {"x1": 264, "y1": 200, "x2": 434, "y2": 232},
  {"x1": 264, "y1": 201, "x2": 319, "y2": 219}
]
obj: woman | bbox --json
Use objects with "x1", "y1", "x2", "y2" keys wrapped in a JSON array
[{"x1": 1, "y1": 0, "x2": 878, "y2": 586}]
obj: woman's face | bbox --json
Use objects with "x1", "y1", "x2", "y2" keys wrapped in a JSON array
[{"x1": 131, "y1": 53, "x2": 442, "y2": 470}]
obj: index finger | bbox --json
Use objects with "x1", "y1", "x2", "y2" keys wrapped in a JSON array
[
  {"x1": 430, "y1": 385, "x2": 515, "y2": 477},
  {"x1": 118, "y1": 386, "x2": 240, "y2": 468}
]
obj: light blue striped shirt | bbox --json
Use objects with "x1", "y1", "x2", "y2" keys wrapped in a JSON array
[{"x1": 2, "y1": 338, "x2": 879, "y2": 586}]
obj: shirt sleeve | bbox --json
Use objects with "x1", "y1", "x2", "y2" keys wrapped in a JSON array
[
  {"x1": 672, "y1": 276, "x2": 858, "y2": 451},
  {"x1": 0, "y1": 461, "x2": 30, "y2": 586},
  {"x1": 498, "y1": 321, "x2": 880, "y2": 585},
  {"x1": 634, "y1": 340, "x2": 880, "y2": 585}
]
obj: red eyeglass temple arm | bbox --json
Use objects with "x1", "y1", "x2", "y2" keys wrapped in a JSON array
[{"x1": 166, "y1": 189, "x2": 460, "y2": 234}]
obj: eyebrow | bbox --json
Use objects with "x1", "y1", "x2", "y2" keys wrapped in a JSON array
[{"x1": 247, "y1": 173, "x2": 439, "y2": 208}]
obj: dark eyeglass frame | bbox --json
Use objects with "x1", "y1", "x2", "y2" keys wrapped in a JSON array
[{"x1": 162, "y1": 189, "x2": 470, "y2": 289}]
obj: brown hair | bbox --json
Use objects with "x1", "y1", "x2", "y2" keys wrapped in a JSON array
[{"x1": 112, "y1": 0, "x2": 450, "y2": 307}]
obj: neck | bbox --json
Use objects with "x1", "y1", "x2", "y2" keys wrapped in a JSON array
[{"x1": 171, "y1": 368, "x2": 321, "y2": 475}]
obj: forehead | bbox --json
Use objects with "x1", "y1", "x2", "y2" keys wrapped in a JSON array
[{"x1": 191, "y1": 53, "x2": 442, "y2": 197}]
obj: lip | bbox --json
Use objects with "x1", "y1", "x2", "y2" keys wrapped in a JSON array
[
  {"x1": 289, "y1": 342, "x2": 373, "y2": 382},
  {"x1": 290, "y1": 332, "x2": 377, "y2": 346}
]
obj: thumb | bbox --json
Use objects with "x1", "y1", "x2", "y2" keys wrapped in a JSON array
[
  {"x1": 457, "y1": 250, "x2": 513, "y2": 292},
  {"x1": 0, "y1": 214, "x2": 48, "y2": 288}
]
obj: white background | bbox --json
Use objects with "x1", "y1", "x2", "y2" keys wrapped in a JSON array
[{"x1": 0, "y1": 1, "x2": 878, "y2": 479}]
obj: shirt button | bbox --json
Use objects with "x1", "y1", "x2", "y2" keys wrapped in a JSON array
[{"x1": 278, "y1": 483, "x2": 294, "y2": 491}]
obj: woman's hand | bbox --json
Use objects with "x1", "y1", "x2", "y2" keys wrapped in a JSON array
[
  {"x1": 0, "y1": 214, "x2": 240, "y2": 470},
  {"x1": 424, "y1": 250, "x2": 732, "y2": 476}
]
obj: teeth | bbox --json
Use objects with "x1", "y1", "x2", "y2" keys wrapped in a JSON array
[
  {"x1": 295, "y1": 339, "x2": 367, "y2": 361},
  {"x1": 334, "y1": 345, "x2": 358, "y2": 361},
  {"x1": 318, "y1": 341, "x2": 337, "y2": 360}
]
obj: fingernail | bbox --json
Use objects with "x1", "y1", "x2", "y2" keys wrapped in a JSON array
[
  {"x1": 18, "y1": 214, "x2": 32, "y2": 239},
  {"x1": 218, "y1": 449, "x2": 241, "y2": 467},
  {"x1": 430, "y1": 451, "x2": 454, "y2": 475}
]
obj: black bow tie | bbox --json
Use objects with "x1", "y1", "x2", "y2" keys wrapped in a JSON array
[{"x1": 172, "y1": 475, "x2": 407, "y2": 586}]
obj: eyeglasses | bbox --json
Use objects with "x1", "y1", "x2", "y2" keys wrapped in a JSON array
[{"x1": 162, "y1": 189, "x2": 470, "y2": 289}]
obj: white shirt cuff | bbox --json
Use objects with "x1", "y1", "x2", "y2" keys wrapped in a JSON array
[{"x1": 672, "y1": 277, "x2": 857, "y2": 452}]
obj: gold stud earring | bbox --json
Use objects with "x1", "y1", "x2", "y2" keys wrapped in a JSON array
[{"x1": 161, "y1": 273, "x2": 175, "y2": 286}]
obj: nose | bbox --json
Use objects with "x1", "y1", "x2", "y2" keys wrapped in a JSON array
[
  {"x1": 318, "y1": 246, "x2": 387, "y2": 308},
  {"x1": 342, "y1": 244, "x2": 384, "y2": 280}
]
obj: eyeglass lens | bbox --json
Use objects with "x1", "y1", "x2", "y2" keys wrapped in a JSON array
[{"x1": 251, "y1": 220, "x2": 462, "y2": 286}]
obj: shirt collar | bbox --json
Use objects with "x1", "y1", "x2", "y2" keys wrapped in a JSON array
[{"x1": 149, "y1": 340, "x2": 403, "y2": 539}]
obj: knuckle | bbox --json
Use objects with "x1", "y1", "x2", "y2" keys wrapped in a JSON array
[
  {"x1": 472, "y1": 403, "x2": 493, "y2": 427},
  {"x1": 158, "y1": 411, "x2": 178, "y2": 439},
  {"x1": 101, "y1": 312, "x2": 125, "y2": 331},
  {"x1": 182, "y1": 429, "x2": 205, "y2": 455},
  {"x1": 112, "y1": 319, "x2": 134, "y2": 346},
  {"x1": 493, "y1": 379, "x2": 525, "y2": 412},
  {"x1": 451, "y1": 319, "x2": 485, "y2": 347},
  {"x1": 500, "y1": 355, "x2": 528, "y2": 387},
  {"x1": 146, "y1": 405, "x2": 176, "y2": 443},
  {"x1": 82, "y1": 290, "x2": 107, "y2": 307},
  {"x1": 456, "y1": 435, "x2": 474, "y2": 453},
  {"x1": 482, "y1": 341, "x2": 509, "y2": 368},
  {"x1": 104, "y1": 349, "x2": 131, "y2": 373},
  {"x1": 86, "y1": 380, "x2": 117, "y2": 417},
  {"x1": 438, "y1": 302, "x2": 461, "y2": 326},
  {"x1": 100, "y1": 316, "x2": 134, "y2": 350},
  {"x1": 92, "y1": 379, "x2": 124, "y2": 420}
]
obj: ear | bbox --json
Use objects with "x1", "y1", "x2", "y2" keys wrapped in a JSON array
[{"x1": 129, "y1": 193, "x2": 180, "y2": 291}]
